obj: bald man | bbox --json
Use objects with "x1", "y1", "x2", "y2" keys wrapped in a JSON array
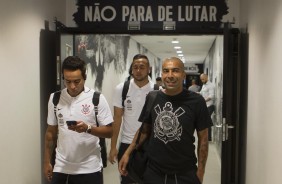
[
  {"x1": 199, "y1": 73, "x2": 215, "y2": 141},
  {"x1": 188, "y1": 79, "x2": 200, "y2": 92},
  {"x1": 119, "y1": 57, "x2": 212, "y2": 184}
]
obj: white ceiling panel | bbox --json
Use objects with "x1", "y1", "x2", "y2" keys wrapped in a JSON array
[{"x1": 131, "y1": 35, "x2": 217, "y2": 64}]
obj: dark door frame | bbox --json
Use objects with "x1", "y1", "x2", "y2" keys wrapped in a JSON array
[
  {"x1": 221, "y1": 23, "x2": 248, "y2": 184},
  {"x1": 54, "y1": 20, "x2": 247, "y2": 184}
]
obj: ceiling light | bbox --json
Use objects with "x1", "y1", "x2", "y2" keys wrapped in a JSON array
[
  {"x1": 171, "y1": 38, "x2": 179, "y2": 44},
  {"x1": 178, "y1": 54, "x2": 184, "y2": 57},
  {"x1": 176, "y1": 50, "x2": 182, "y2": 54},
  {"x1": 174, "y1": 46, "x2": 181, "y2": 49}
]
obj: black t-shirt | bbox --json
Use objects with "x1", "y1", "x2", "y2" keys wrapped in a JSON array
[{"x1": 138, "y1": 89, "x2": 212, "y2": 174}]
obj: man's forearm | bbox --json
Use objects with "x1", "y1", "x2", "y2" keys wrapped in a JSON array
[
  {"x1": 44, "y1": 126, "x2": 58, "y2": 164},
  {"x1": 124, "y1": 124, "x2": 150, "y2": 156},
  {"x1": 197, "y1": 128, "x2": 209, "y2": 182},
  {"x1": 44, "y1": 133, "x2": 56, "y2": 164},
  {"x1": 111, "y1": 119, "x2": 122, "y2": 149},
  {"x1": 111, "y1": 107, "x2": 123, "y2": 149},
  {"x1": 197, "y1": 139, "x2": 208, "y2": 172}
]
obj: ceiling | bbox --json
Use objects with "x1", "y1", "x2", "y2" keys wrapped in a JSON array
[{"x1": 131, "y1": 35, "x2": 217, "y2": 64}]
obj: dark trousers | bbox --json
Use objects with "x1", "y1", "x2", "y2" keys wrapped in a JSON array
[
  {"x1": 208, "y1": 105, "x2": 215, "y2": 141},
  {"x1": 118, "y1": 143, "x2": 138, "y2": 184},
  {"x1": 51, "y1": 171, "x2": 103, "y2": 184},
  {"x1": 143, "y1": 163, "x2": 201, "y2": 184}
]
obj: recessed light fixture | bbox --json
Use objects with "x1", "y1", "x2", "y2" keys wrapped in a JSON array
[
  {"x1": 178, "y1": 54, "x2": 184, "y2": 57},
  {"x1": 176, "y1": 50, "x2": 182, "y2": 54},
  {"x1": 174, "y1": 46, "x2": 181, "y2": 49},
  {"x1": 171, "y1": 38, "x2": 179, "y2": 44}
]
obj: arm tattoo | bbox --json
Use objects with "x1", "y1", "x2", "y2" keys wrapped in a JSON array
[
  {"x1": 198, "y1": 139, "x2": 209, "y2": 168},
  {"x1": 197, "y1": 129, "x2": 209, "y2": 172}
]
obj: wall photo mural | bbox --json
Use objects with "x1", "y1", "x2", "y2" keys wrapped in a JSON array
[
  {"x1": 73, "y1": 34, "x2": 161, "y2": 105},
  {"x1": 75, "y1": 34, "x2": 130, "y2": 90}
]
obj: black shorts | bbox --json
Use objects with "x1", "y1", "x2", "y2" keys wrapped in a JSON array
[
  {"x1": 143, "y1": 163, "x2": 201, "y2": 184},
  {"x1": 51, "y1": 171, "x2": 103, "y2": 184}
]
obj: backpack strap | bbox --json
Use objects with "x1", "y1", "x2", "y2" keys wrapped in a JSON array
[
  {"x1": 122, "y1": 80, "x2": 130, "y2": 107},
  {"x1": 122, "y1": 81, "x2": 159, "y2": 107},
  {"x1": 92, "y1": 91, "x2": 108, "y2": 168},
  {"x1": 51, "y1": 91, "x2": 61, "y2": 167},
  {"x1": 52, "y1": 91, "x2": 61, "y2": 120},
  {"x1": 92, "y1": 91, "x2": 100, "y2": 127}
]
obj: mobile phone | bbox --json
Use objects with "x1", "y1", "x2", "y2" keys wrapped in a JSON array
[{"x1": 66, "y1": 120, "x2": 77, "y2": 126}]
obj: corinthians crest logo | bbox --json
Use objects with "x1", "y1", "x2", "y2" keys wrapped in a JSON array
[
  {"x1": 81, "y1": 104, "x2": 91, "y2": 114},
  {"x1": 154, "y1": 102, "x2": 184, "y2": 144}
]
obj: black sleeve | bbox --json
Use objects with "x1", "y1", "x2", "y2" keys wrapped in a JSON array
[{"x1": 138, "y1": 91, "x2": 157, "y2": 125}]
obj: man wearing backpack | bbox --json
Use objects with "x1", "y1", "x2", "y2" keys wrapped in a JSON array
[
  {"x1": 44, "y1": 56, "x2": 113, "y2": 184},
  {"x1": 109, "y1": 54, "x2": 158, "y2": 184}
]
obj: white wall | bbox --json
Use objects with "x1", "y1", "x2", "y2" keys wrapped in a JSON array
[
  {"x1": 2, "y1": 0, "x2": 282, "y2": 183},
  {"x1": 239, "y1": 0, "x2": 282, "y2": 183},
  {"x1": 0, "y1": 1, "x2": 65, "y2": 183}
]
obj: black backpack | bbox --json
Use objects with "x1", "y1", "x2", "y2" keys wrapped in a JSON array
[
  {"x1": 122, "y1": 80, "x2": 159, "y2": 107},
  {"x1": 52, "y1": 91, "x2": 108, "y2": 168}
]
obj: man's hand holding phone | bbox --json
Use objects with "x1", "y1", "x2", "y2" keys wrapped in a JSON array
[
  {"x1": 66, "y1": 120, "x2": 77, "y2": 126},
  {"x1": 67, "y1": 120, "x2": 77, "y2": 132},
  {"x1": 67, "y1": 121, "x2": 87, "y2": 133}
]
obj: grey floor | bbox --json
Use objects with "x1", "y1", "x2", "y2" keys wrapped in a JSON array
[{"x1": 103, "y1": 142, "x2": 221, "y2": 184}]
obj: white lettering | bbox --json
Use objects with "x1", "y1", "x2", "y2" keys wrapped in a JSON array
[
  {"x1": 84, "y1": 4, "x2": 116, "y2": 22},
  {"x1": 158, "y1": 6, "x2": 166, "y2": 21},
  {"x1": 137, "y1": 6, "x2": 145, "y2": 21},
  {"x1": 93, "y1": 4, "x2": 101, "y2": 21},
  {"x1": 210, "y1": 6, "x2": 217, "y2": 21},
  {"x1": 158, "y1": 6, "x2": 173, "y2": 21},
  {"x1": 177, "y1": 6, "x2": 217, "y2": 22},
  {"x1": 85, "y1": 6, "x2": 93, "y2": 22},
  {"x1": 122, "y1": 6, "x2": 154, "y2": 21},
  {"x1": 166, "y1": 6, "x2": 173, "y2": 21},
  {"x1": 177, "y1": 6, "x2": 185, "y2": 21},
  {"x1": 122, "y1": 6, "x2": 130, "y2": 21},
  {"x1": 129, "y1": 6, "x2": 137, "y2": 21},
  {"x1": 101, "y1": 6, "x2": 116, "y2": 21},
  {"x1": 200, "y1": 6, "x2": 208, "y2": 21},
  {"x1": 186, "y1": 6, "x2": 193, "y2": 21},
  {"x1": 194, "y1": 6, "x2": 201, "y2": 21},
  {"x1": 145, "y1": 6, "x2": 153, "y2": 21}
]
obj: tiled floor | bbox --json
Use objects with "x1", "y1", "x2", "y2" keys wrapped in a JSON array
[{"x1": 103, "y1": 142, "x2": 221, "y2": 184}]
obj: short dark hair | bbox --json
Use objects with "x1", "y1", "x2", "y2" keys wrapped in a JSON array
[
  {"x1": 133, "y1": 54, "x2": 149, "y2": 61},
  {"x1": 62, "y1": 56, "x2": 87, "y2": 80},
  {"x1": 132, "y1": 54, "x2": 150, "y2": 67}
]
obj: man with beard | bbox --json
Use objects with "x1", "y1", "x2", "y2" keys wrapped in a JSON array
[
  {"x1": 199, "y1": 73, "x2": 215, "y2": 141},
  {"x1": 44, "y1": 56, "x2": 113, "y2": 184},
  {"x1": 110, "y1": 54, "x2": 158, "y2": 184}
]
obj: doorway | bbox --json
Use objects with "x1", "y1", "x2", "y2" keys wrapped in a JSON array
[
  {"x1": 45, "y1": 18, "x2": 248, "y2": 183},
  {"x1": 58, "y1": 33, "x2": 226, "y2": 184}
]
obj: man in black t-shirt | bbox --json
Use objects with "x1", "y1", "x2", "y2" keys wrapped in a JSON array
[{"x1": 119, "y1": 57, "x2": 212, "y2": 184}]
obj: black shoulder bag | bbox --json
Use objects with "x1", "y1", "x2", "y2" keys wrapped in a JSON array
[{"x1": 127, "y1": 90, "x2": 158, "y2": 183}]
